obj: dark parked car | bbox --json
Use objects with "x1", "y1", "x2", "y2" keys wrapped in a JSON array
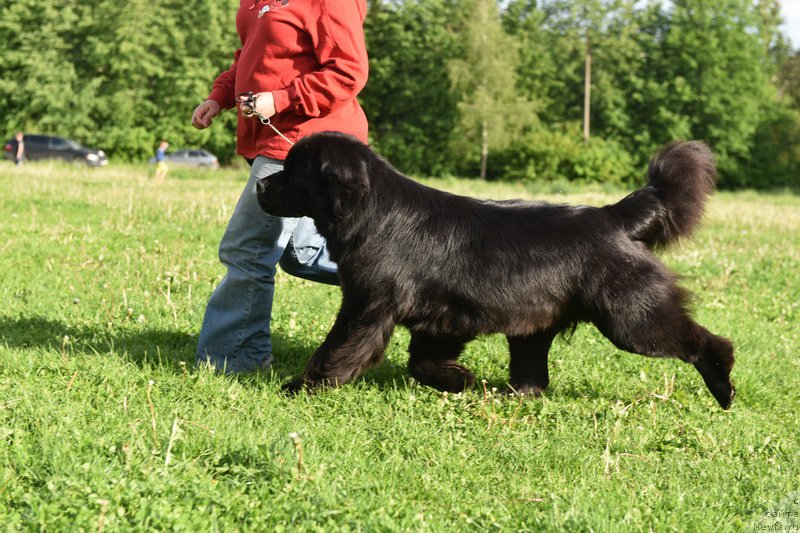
[
  {"x1": 3, "y1": 134, "x2": 108, "y2": 167},
  {"x1": 148, "y1": 149, "x2": 219, "y2": 169}
]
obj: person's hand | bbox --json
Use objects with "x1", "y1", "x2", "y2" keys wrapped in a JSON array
[
  {"x1": 192, "y1": 99, "x2": 221, "y2": 129},
  {"x1": 240, "y1": 92, "x2": 276, "y2": 120}
]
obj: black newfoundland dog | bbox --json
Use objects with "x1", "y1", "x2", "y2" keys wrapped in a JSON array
[{"x1": 257, "y1": 132, "x2": 735, "y2": 409}]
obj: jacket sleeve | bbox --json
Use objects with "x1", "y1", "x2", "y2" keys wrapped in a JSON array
[
  {"x1": 207, "y1": 48, "x2": 242, "y2": 110},
  {"x1": 272, "y1": 0, "x2": 368, "y2": 117}
]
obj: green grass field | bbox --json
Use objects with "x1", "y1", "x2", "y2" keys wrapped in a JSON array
[{"x1": 1, "y1": 162, "x2": 798, "y2": 531}]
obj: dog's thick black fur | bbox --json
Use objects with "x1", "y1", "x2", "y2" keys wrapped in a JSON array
[{"x1": 257, "y1": 132, "x2": 735, "y2": 408}]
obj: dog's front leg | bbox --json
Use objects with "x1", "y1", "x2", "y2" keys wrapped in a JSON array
[{"x1": 283, "y1": 305, "x2": 396, "y2": 393}]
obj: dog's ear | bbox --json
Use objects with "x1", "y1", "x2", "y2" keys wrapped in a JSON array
[{"x1": 319, "y1": 153, "x2": 370, "y2": 220}]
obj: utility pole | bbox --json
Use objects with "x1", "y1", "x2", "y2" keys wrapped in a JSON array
[
  {"x1": 481, "y1": 120, "x2": 488, "y2": 180},
  {"x1": 584, "y1": 27, "x2": 592, "y2": 143}
]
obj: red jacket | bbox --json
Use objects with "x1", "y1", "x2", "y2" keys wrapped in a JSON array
[{"x1": 208, "y1": 0, "x2": 369, "y2": 160}]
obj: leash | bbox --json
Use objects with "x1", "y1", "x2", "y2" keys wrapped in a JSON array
[{"x1": 237, "y1": 91, "x2": 295, "y2": 146}]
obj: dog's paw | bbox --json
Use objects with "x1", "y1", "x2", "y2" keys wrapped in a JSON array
[
  {"x1": 281, "y1": 376, "x2": 310, "y2": 395},
  {"x1": 434, "y1": 363, "x2": 476, "y2": 392},
  {"x1": 504, "y1": 383, "x2": 546, "y2": 397}
]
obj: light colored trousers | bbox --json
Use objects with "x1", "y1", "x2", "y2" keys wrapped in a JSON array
[{"x1": 195, "y1": 156, "x2": 338, "y2": 373}]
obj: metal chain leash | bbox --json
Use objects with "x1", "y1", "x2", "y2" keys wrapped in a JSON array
[{"x1": 237, "y1": 92, "x2": 295, "y2": 146}]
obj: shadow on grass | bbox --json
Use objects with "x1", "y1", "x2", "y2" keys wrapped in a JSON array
[
  {"x1": 0, "y1": 315, "x2": 410, "y2": 388},
  {"x1": 2, "y1": 315, "x2": 611, "y2": 400}
]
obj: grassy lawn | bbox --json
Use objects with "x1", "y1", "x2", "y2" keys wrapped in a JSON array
[{"x1": 0, "y1": 162, "x2": 798, "y2": 531}]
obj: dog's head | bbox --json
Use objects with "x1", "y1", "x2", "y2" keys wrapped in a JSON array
[{"x1": 256, "y1": 132, "x2": 371, "y2": 228}]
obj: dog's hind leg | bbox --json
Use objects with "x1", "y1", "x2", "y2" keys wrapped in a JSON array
[
  {"x1": 599, "y1": 314, "x2": 735, "y2": 409},
  {"x1": 506, "y1": 329, "x2": 558, "y2": 396},
  {"x1": 590, "y1": 269, "x2": 735, "y2": 408},
  {"x1": 408, "y1": 332, "x2": 476, "y2": 392}
]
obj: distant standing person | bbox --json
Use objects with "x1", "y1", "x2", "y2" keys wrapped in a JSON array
[
  {"x1": 155, "y1": 140, "x2": 169, "y2": 182},
  {"x1": 190, "y1": 0, "x2": 369, "y2": 373},
  {"x1": 14, "y1": 132, "x2": 24, "y2": 166}
]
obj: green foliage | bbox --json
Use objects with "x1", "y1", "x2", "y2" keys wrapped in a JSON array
[
  {"x1": 0, "y1": 0, "x2": 82, "y2": 133},
  {"x1": 775, "y1": 49, "x2": 800, "y2": 107},
  {"x1": 448, "y1": 0, "x2": 538, "y2": 178},
  {"x1": 0, "y1": 0, "x2": 239, "y2": 163},
  {"x1": 741, "y1": 104, "x2": 800, "y2": 188},
  {"x1": 362, "y1": 0, "x2": 461, "y2": 175},
  {"x1": 631, "y1": 0, "x2": 775, "y2": 184},
  {"x1": 493, "y1": 123, "x2": 637, "y2": 184},
  {"x1": 504, "y1": 0, "x2": 586, "y2": 125},
  {"x1": 0, "y1": 0, "x2": 798, "y2": 188}
]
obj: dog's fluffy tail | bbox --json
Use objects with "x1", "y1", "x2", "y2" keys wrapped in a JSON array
[{"x1": 606, "y1": 141, "x2": 717, "y2": 249}]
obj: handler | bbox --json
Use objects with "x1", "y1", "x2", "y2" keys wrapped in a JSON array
[{"x1": 191, "y1": 0, "x2": 369, "y2": 373}]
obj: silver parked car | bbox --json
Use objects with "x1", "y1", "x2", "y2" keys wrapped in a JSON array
[{"x1": 149, "y1": 149, "x2": 219, "y2": 169}]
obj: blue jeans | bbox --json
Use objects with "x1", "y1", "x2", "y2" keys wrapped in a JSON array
[{"x1": 195, "y1": 156, "x2": 338, "y2": 373}]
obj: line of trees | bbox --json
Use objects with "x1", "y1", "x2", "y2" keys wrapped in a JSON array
[{"x1": 1, "y1": 0, "x2": 798, "y2": 188}]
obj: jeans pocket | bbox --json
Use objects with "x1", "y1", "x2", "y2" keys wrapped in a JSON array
[{"x1": 290, "y1": 217, "x2": 326, "y2": 266}]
